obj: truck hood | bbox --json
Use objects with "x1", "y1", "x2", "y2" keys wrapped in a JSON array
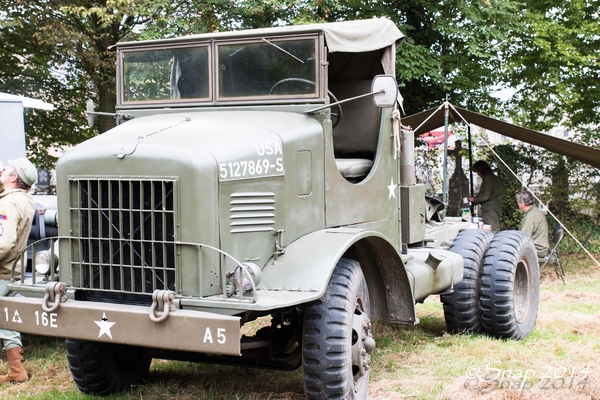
[{"x1": 61, "y1": 110, "x2": 321, "y2": 179}]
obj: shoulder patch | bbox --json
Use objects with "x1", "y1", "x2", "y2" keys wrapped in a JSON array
[{"x1": 0, "y1": 210, "x2": 7, "y2": 220}]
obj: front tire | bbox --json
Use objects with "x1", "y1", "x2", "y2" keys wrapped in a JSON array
[
  {"x1": 480, "y1": 231, "x2": 540, "y2": 340},
  {"x1": 441, "y1": 229, "x2": 494, "y2": 334},
  {"x1": 302, "y1": 258, "x2": 374, "y2": 400},
  {"x1": 66, "y1": 339, "x2": 152, "y2": 395}
]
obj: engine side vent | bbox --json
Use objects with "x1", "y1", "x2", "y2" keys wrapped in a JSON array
[{"x1": 230, "y1": 192, "x2": 275, "y2": 233}]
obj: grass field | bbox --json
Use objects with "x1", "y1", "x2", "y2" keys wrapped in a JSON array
[{"x1": 0, "y1": 254, "x2": 598, "y2": 399}]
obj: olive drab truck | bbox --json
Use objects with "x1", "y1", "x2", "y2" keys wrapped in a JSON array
[{"x1": 0, "y1": 18, "x2": 540, "y2": 399}]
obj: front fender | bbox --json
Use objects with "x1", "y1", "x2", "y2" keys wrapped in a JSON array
[
  {"x1": 259, "y1": 227, "x2": 369, "y2": 293},
  {"x1": 259, "y1": 227, "x2": 416, "y2": 324}
]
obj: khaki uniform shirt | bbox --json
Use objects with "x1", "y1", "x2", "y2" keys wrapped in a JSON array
[
  {"x1": 0, "y1": 189, "x2": 35, "y2": 280},
  {"x1": 519, "y1": 205, "x2": 549, "y2": 258}
]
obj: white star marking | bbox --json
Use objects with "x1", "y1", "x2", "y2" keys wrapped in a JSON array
[
  {"x1": 388, "y1": 178, "x2": 396, "y2": 199},
  {"x1": 95, "y1": 312, "x2": 116, "y2": 339}
]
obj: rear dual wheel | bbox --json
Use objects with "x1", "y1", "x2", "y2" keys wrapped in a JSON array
[
  {"x1": 444, "y1": 230, "x2": 539, "y2": 340},
  {"x1": 441, "y1": 229, "x2": 494, "y2": 333},
  {"x1": 480, "y1": 230, "x2": 539, "y2": 340}
]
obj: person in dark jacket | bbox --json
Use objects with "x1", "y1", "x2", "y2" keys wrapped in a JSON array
[{"x1": 468, "y1": 160, "x2": 503, "y2": 233}]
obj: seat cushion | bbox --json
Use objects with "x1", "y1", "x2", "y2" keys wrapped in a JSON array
[{"x1": 335, "y1": 158, "x2": 373, "y2": 178}]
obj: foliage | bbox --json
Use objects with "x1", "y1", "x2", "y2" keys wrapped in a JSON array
[
  {"x1": 0, "y1": 8, "x2": 92, "y2": 168},
  {"x1": 501, "y1": 0, "x2": 600, "y2": 132},
  {"x1": 558, "y1": 214, "x2": 600, "y2": 255}
]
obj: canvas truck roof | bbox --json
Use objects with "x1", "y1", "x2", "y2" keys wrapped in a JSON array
[{"x1": 118, "y1": 18, "x2": 404, "y2": 53}]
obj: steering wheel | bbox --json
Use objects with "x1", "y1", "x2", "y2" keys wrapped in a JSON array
[
  {"x1": 269, "y1": 78, "x2": 343, "y2": 129},
  {"x1": 269, "y1": 78, "x2": 316, "y2": 95},
  {"x1": 328, "y1": 91, "x2": 343, "y2": 129}
]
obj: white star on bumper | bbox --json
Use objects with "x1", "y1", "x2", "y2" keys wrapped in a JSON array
[{"x1": 95, "y1": 312, "x2": 116, "y2": 339}]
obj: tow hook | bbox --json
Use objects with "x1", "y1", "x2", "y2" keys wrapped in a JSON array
[
  {"x1": 149, "y1": 290, "x2": 175, "y2": 323},
  {"x1": 42, "y1": 282, "x2": 67, "y2": 313}
]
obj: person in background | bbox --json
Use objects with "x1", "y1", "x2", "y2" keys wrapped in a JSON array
[
  {"x1": 467, "y1": 160, "x2": 503, "y2": 233},
  {"x1": 0, "y1": 158, "x2": 37, "y2": 383},
  {"x1": 516, "y1": 189, "x2": 549, "y2": 258}
]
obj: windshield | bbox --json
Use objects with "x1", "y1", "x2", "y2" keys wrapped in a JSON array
[
  {"x1": 119, "y1": 36, "x2": 319, "y2": 105},
  {"x1": 122, "y1": 45, "x2": 210, "y2": 103},
  {"x1": 217, "y1": 37, "x2": 318, "y2": 100}
]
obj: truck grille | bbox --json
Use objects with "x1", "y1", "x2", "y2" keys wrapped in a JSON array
[{"x1": 69, "y1": 178, "x2": 178, "y2": 294}]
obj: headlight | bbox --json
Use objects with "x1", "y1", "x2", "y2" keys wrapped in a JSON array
[
  {"x1": 233, "y1": 263, "x2": 262, "y2": 292},
  {"x1": 34, "y1": 248, "x2": 59, "y2": 276}
]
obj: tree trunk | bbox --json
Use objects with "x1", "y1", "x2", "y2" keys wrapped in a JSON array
[{"x1": 98, "y1": 80, "x2": 117, "y2": 134}]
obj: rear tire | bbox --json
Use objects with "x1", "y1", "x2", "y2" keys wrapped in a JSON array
[
  {"x1": 441, "y1": 229, "x2": 494, "y2": 333},
  {"x1": 302, "y1": 258, "x2": 374, "y2": 400},
  {"x1": 66, "y1": 339, "x2": 152, "y2": 395},
  {"x1": 480, "y1": 231, "x2": 540, "y2": 340}
]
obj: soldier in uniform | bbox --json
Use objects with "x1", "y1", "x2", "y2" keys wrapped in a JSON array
[
  {"x1": 468, "y1": 160, "x2": 503, "y2": 233},
  {"x1": 0, "y1": 158, "x2": 37, "y2": 383},
  {"x1": 516, "y1": 189, "x2": 549, "y2": 258}
]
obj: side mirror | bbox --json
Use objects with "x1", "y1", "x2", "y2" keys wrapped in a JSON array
[
  {"x1": 371, "y1": 75, "x2": 399, "y2": 108},
  {"x1": 86, "y1": 99, "x2": 95, "y2": 127}
]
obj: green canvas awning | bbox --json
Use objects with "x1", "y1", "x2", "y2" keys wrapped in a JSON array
[{"x1": 402, "y1": 104, "x2": 600, "y2": 169}]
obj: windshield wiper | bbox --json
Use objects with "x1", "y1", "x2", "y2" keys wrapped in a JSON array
[{"x1": 261, "y1": 38, "x2": 304, "y2": 63}]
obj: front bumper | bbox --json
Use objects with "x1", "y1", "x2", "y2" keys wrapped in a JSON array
[{"x1": 0, "y1": 295, "x2": 241, "y2": 356}]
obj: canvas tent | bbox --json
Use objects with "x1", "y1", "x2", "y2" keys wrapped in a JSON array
[
  {"x1": 0, "y1": 92, "x2": 54, "y2": 163},
  {"x1": 402, "y1": 103, "x2": 600, "y2": 169}
]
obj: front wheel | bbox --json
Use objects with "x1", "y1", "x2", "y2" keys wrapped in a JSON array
[
  {"x1": 480, "y1": 231, "x2": 540, "y2": 340},
  {"x1": 66, "y1": 339, "x2": 152, "y2": 395},
  {"x1": 302, "y1": 258, "x2": 375, "y2": 400}
]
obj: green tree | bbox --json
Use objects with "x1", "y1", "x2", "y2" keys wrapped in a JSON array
[{"x1": 501, "y1": 0, "x2": 600, "y2": 131}]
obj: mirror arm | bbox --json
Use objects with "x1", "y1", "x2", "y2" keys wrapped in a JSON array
[
  {"x1": 305, "y1": 90, "x2": 383, "y2": 115},
  {"x1": 85, "y1": 111, "x2": 121, "y2": 117}
]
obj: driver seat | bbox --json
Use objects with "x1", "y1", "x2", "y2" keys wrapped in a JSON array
[{"x1": 329, "y1": 80, "x2": 381, "y2": 182}]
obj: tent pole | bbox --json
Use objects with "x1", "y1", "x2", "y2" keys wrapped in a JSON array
[
  {"x1": 442, "y1": 97, "x2": 449, "y2": 220},
  {"x1": 468, "y1": 124, "x2": 474, "y2": 216}
]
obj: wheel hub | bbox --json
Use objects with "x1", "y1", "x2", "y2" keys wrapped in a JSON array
[
  {"x1": 514, "y1": 260, "x2": 530, "y2": 323},
  {"x1": 351, "y1": 300, "x2": 375, "y2": 390}
]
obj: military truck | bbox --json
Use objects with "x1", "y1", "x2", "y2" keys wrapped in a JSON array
[{"x1": 1, "y1": 18, "x2": 539, "y2": 399}]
